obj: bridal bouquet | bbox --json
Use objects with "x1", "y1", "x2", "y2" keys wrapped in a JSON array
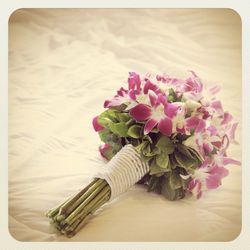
[{"x1": 46, "y1": 71, "x2": 240, "y2": 237}]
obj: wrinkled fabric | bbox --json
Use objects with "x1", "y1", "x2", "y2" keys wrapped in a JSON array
[{"x1": 8, "y1": 9, "x2": 241, "y2": 242}]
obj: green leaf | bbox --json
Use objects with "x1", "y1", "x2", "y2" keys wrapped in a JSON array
[
  {"x1": 142, "y1": 134, "x2": 153, "y2": 144},
  {"x1": 174, "y1": 151, "x2": 198, "y2": 170},
  {"x1": 115, "y1": 112, "x2": 131, "y2": 122},
  {"x1": 127, "y1": 125, "x2": 142, "y2": 139},
  {"x1": 149, "y1": 164, "x2": 164, "y2": 175},
  {"x1": 140, "y1": 152, "x2": 154, "y2": 162},
  {"x1": 149, "y1": 159, "x2": 170, "y2": 175},
  {"x1": 156, "y1": 153, "x2": 169, "y2": 168},
  {"x1": 142, "y1": 143, "x2": 156, "y2": 157},
  {"x1": 130, "y1": 138, "x2": 141, "y2": 147},
  {"x1": 152, "y1": 146, "x2": 161, "y2": 155},
  {"x1": 161, "y1": 178, "x2": 177, "y2": 200},
  {"x1": 177, "y1": 144, "x2": 195, "y2": 159},
  {"x1": 101, "y1": 145, "x2": 115, "y2": 160},
  {"x1": 161, "y1": 176, "x2": 185, "y2": 201},
  {"x1": 98, "y1": 109, "x2": 118, "y2": 126},
  {"x1": 155, "y1": 172, "x2": 165, "y2": 177},
  {"x1": 169, "y1": 173, "x2": 183, "y2": 190},
  {"x1": 108, "y1": 122, "x2": 128, "y2": 137},
  {"x1": 136, "y1": 141, "x2": 148, "y2": 152},
  {"x1": 147, "y1": 176, "x2": 159, "y2": 192},
  {"x1": 126, "y1": 119, "x2": 136, "y2": 127},
  {"x1": 156, "y1": 136, "x2": 174, "y2": 154},
  {"x1": 187, "y1": 147, "x2": 204, "y2": 162},
  {"x1": 169, "y1": 154, "x2": 179, "y2": 169},
  {"x1": 98, "y1": 128, "x2": 111, "y2": 143},
  {"x1": 167, "y1": 95, "x2": 174, "y2": 102},
  {"x1": 109, "y1": 134, "x2": 119, "y2": 143}
]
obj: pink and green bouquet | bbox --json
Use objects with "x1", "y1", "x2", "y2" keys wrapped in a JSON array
[{"x1": 46, "y1": 71, "x2": 240, "y2": 237}]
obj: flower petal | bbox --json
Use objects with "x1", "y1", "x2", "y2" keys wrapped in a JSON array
[
  {"x1": 203, "y1": 142, "x2": 213, "y2": 154},
  {"x1": 222, "y1": 157, "x2": 241, "y2": 166},
  {"x1": 200, "y1": 157, "x2": 211, "y2": 168},
  {"x1": 221, "y1": 134, "x2": 230, "y2": 152},
  {"x1": 206, "y1": 174, "x2": 221, "y2": 189},
  {"x1": 210, "y1": 166, "x2": 229, "y2": 178},
  {"x1": 188, "y1": 179, "x2": 197, "y2": 190},
  {"x1": 185, "y1": 116, "x2": 200, "y2": 129},
  {"x1": 125, "y1": 101, "x2": 138, "y2": 111},
  {"x1": 128, "y1": 72, "x2": 141, "y2": 93},
  {"x1": 157, "y1": 116, "x2": 172, "y2": 136},
  {"x1": 144, "y1": 118, "x2": 158, "y2": 134},
  {"x1": 209, "y1": 85, "x2": 221, "y2": 96},
  {"x1": 143, "y1": 79, "x2": 159, "y2": 94},
  {"x1": 195, "y1": 119, "x2": 206, "y2": 133},
  {"x1": 117, "y1": 87, "x2": 128, "y2": 97},
  {"x1": 104, "y1": 96, "x2": 126, "y2": 108},
  {"x1": 128, "y1": 90, "x2": 136, "y2": 101},
  {"x1": 92, "y1": 116, "x2": 104, "y2": 132},
  {"x1": 211, "y1": 100, "x2": 223, "y2": 115},
  {"x1": 185, "y1": 71, "x2": 203, "y2": 93},
  {"x1": 189, "y1": 179, "x2": 202, "y2": 199},
  {"x1": 148, "y1": 90, "x2": 158, "y2": 107},
  {"x1": 129, "y1": 104, "x2": 152, "y2": 121},
  {"x1": 164, "y1": 103, "x2": 179, "y2": 118},
  {"x1": 207, "y1": 125, "x2": 218, "y2": 136},
  {"x1": 227, "y1": 123, "x2": 238, "y2": 141},
  {"x1": 156, "y1": 75, "x2": 162, "y2": 81},
  {"x1": 221, "y1": 112, "x2": 233, "y2": 125},
  {"x1": 211, "y1": 141, "x2": 222, "y2": 149},
  {"x1": 104, "y1": 100, "x2": 111, "y2": 108}
]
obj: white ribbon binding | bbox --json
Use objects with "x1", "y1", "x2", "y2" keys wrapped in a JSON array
[{"x1": 94, "y1": 144, "x2": 149, "y2": 200}]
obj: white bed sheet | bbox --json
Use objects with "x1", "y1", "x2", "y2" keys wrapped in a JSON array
[{"x1": 8, "y1": 9, "x2": 242, "y2": 242}]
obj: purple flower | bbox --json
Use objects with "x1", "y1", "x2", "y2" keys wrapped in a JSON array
[
  {"x1": 183, "y1": 70, "x2": 203, "y2": 93},
  {"x1": 129, "y1": 91, "x2": 179, "y2": 135},
  {"x1": 128, "y1": 72, "x2": 141, "y2": 94},
  {"x1": 92, "y1": 116, "x2": 104, "y2": 132},
  {"x1": 104, "y1": 72, "x2": 142, "y2": 109},
  {"x1": 184, "y1": 152, "x2": 240, "y2": 199}
]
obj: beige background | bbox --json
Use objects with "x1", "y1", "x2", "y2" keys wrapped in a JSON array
[{"x1": 8, "y1": 9, "x2": 241, "y2": 241}]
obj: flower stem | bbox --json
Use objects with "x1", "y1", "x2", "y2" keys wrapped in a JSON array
[{"x1": 46, "y1": 178, "x2": 111, "y2": 237}]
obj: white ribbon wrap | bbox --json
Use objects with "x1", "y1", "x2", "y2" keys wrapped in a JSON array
[{"x1": 94, "y1": 144, "x2": 149, "y2": 200}]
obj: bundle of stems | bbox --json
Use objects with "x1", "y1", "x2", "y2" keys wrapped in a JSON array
[{"x1": 46, "y1": 178, "x2": 111, "y2": 237}]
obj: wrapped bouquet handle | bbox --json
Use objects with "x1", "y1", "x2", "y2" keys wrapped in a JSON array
[
  {"x1": 46, "y1": 71, "x2": 240, "y2": 237},
  {"x1": 94, "y1": 144, "x2": 149, "y2": 200},
  {"x1": 46, "y1": 145, "x2": 148, "y2": 237}
]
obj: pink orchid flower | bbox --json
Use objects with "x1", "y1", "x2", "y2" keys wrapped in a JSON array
[
  {"x1": 180, "y1": 71, "x2": 204, "y2": 102},
  {"x1": 143, "y1": 78, "x2": 160, "y2": 95},
  {"x1": 212, "y1": 150, "x2": 241, "y2": 167},
  {"x1": 204, "y1": 106, "x2": 237, "y2": 143},
  {"x1": 104, "y1": 72, "x2": 141, "y2": 108},
  {"x1": 184, "y1": 157, "x2": 230, "y2": 199},
  {"x1": 184, "y1": 71, "x2": 203, "y2": 93},
  {"x1": 182, "y1": 145, "x2": 240, "y2": 199},
  {"x1": 155, "y1": 74, "x2": 188, "y2": 97},
  {"x1": 185, "y1": 116, "x2": 221, "y2": 156},
  {"x1": 129, "y1": 91, "x2": 179, "y2": 135}
]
